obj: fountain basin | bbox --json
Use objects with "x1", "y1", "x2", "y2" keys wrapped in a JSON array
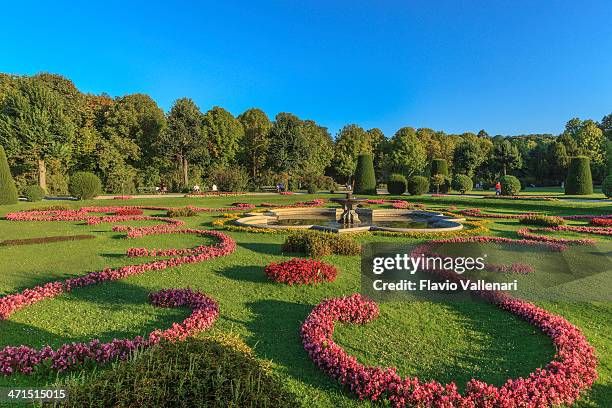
[{"x1": 234, "y1": 208, "x2": 464, "y2": 234}]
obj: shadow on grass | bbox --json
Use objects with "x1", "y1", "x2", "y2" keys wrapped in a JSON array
[
  {"x1": 219, "y1": 265, "x2": 268, "y2": 283},
  {"x1": 0, "y1": 281, "x2": 190, "y2": 349},
  {"x1": 244, "y1": 299, "x2": 351, "y2": 394},
  {"x1": 238, "y1": 242, "x2": 281, "y2": 256}
]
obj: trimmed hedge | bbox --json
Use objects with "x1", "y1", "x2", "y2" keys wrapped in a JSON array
[
  {"x1": 1, "y1": 235, "x2": 95, "y2": 247},
  {"x1": 499, "y1": 175, "x2": 521, "y2": 196},
  {"x1": 603, "y1": 174, "x2": 612, "y2": 198},
  {"x1": 0, "y1": 145, "x2": 18, "y2": 205},
  {"x1": 282, "y1": 231, "x2": 361, "y2": 258},
  {"x1": 565, "y1": 156, "x2": 593, "y2": 195},
  {"x1": 451, "y1": 174, "x2": 473, "y2": 194},
  {"x1": 166, "y1": 207, "x2": 197, "y2": 217},
  {"x1": 54, "y1": 335, "x2": 297, "y2": 408},
  {"x1": 24, "y1": 185, "x2": 45, "y2": 202},
  {"x1": 353, "y1": 154, "x2": 376, "y2": 195},
  {"x1": 519, "y1": 215, "x2": 565, "y2": 227},
  {"x1": 431, "y1": 158, "x2": 449, "y2": 176},
  {"x1": 407, "y1": 176, "x2": 429, "y2": 195},
  {"x1": 69, "y1": 172, "x2": 102, "y2": 200},
  {"x1": 387, "y1": 173, "x2": 407, "y2": 195}
]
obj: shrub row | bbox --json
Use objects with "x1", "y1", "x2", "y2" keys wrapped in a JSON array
[
  {"x1": 519, "y1": 214, "x2": 565, "y2": 227},
  {"x1": 282, "y1": 231, "x2": 361, "y2": 258},
  {"x1": 166, "y1": 207, "x2": 197, "y2": 217},
  {"x1": 0, "y1": 235, "x2": 95, "y2": 247}
]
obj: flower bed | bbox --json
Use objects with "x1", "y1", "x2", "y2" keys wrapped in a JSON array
[
  {"x1": 115, "y1": 208, "x2": 143, "y2": 216},
  {"x1": 517, "y1": 228, "x2": 598, "y2": 244},
  {"x1": 113, "y1": 195, "x2": 133, "y2": 200},
  {"x1": 0, "y1": 288, "x2": 218, "y2": 375},
  {"x1": 301, "y1": 290, "x2": 597, "y2": 407},
  {"x1": 187, "y1": 203, "x2": 256, "y2": 212},
  {"x1": 457, "y1": 208, "x2": 538, "y2": 219},
  {"x1": 488, "y1": 195, "x2": 558, "y2": 201},
  {"x1": 264, "y1": 258, "x2": 337, "y2": 285},
  {"x1": 591, "y1": 218, "x2": 612, "y2": 227},
  {"x1": 279, "y1": 191, "x2": 294, "y2": 195},
  {"x1": 431, "y1": 235, "x2": 568, "y2": 251},
  {"x1": 0, "y1": 209, "x2": 236, "y2": 376},
  {"x1": 184, "y1": 192, "x2": 246, "y2": 197}
]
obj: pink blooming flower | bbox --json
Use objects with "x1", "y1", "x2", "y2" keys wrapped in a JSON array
[
  {"x1": 0, "y1": 289, "x2": 218, "y2": 375},
  {"x1": 516, "y1": 228, "x2": 598, "y2": 244},
  {"x1": 590, "y1": 218, "x2": 612, "y2": 227},
  {"x1": 0, "y1": 207, "x2": 236, "y2": 376},
  {"x1": 458, "y1": 208, "x2": 538, "y2": 219},
  {"x1": 264, "y1": 258, "x2": 337, "y2": 285},
  {"x1": 301, "y1": 288, "x2": 597, "y2": 407}
]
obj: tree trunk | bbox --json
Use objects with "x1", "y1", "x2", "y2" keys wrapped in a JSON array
[
  {"x1": 38, "y1": 159, "x2": 47, "y2": 192},
  {"x1": 502, "y1": 164, "x2": 507, "y2": 176},
  {"x1": 182, "y1": 157, "x2": 189, "y2": 188}
]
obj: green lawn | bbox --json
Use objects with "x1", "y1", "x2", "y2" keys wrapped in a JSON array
[{"x1": 0, "y1": 194, "x2": 609, "y2": 407}]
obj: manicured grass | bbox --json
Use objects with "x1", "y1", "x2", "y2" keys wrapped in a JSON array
[{"x1": 0, "y1": 194, "x2": 609, "y2": 407}]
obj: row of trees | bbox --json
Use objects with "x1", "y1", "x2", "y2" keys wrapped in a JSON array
[{"x1": 0, "y1": 73, "x2": 611, "y2": 194}]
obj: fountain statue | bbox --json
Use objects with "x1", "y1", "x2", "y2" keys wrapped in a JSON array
[{"x1": 330, "y1": 192, "x2": 366, "y2": 225}]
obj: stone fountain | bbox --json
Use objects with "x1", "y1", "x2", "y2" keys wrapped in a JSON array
[{"x1": 330, "y1": 192, "x2": 366, "y2": 225}]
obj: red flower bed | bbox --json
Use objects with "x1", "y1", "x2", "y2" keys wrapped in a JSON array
[
  {"x1": 302, "y1": 289, "x2": 597, "y2": 407},
  {"x1": 280, "y1": 191, "x2": 294, "y2": 195},
  {"x1": 115, "y1": 208, "x2": 143, "y2": 216},
  {"x1": 264, "y1": 258, "x2": 337, "y2": 285},
  {"x1": 0, "y1": 288, "x2": 218, "y2": 375},
  {"x1": 187, "y1": 203, "x2": 256, "y2": 212},
  {"x1": 590, "y1": 218, "x2": 612, "y2": 227}
]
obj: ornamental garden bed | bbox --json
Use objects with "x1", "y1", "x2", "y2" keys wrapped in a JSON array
[{"x1": 0, "y1": 194, "x2": 608, "y2": 407}]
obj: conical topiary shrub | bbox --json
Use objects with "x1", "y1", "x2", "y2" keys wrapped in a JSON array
[
  {"x1": 565, "y1": 156, "x2": 593, "y2": 195},
  {"x1": 353, "y1": 154, "x2": 376, "y2": 195},
  {"x1": 430, "y1": 158, "x2": 449, "y2": 176},
  {"x1": 0, "y1": 145, "x2": 18, "y2": 205}
]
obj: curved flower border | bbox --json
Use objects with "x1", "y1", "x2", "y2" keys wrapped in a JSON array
[
  {"x1": 301, "y1": 289, "x2": 597, "y2": 407},
  {"x1": 0, "y1": 288, "x2": 218, "y2": 375},
  {"x1": 0, "y1": 208, "x2": 236, "y2": 375}
]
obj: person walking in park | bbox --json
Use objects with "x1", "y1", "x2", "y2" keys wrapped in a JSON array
[{"x1": 495, "y1": 181, "x2": 502, "y2": 195}]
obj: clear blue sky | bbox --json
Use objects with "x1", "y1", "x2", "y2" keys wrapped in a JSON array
[{"x1": 1, "y1": 1, "x2": 611, "y2": 137}]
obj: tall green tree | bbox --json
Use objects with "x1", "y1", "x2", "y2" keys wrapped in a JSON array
[
  {"x1": 332, "y1": 124, "x2": 370, "y2": 183},
  {"x1": 492, "y1": 139, "x2": 522, "y2": 175},
  {"x1": 0, "y1": 144, "x2": 18, "y2": 204},
  {"x1": 0, "y1": 77, "x2": 76, "y2": 191},
  {"x1": 546, "y1": 141, "x2": 569, "y2": 183},
  {"x1": 452, "y1": 139, "x2": 483, "y2": 176},
  {"x1": 238, "y1": 108, "x2": 272, "y2": 181},
  {"x1": 562, "y1": 118, "x2": 606, "y2": 167},
  {"x1": 267, "y1": 113, "x2": 308, "y2": 179},
  {"x1": 366, "y1": 128, "x2": 387, "y2": 181},
  {"x1": 160, "y1": 98, "x2": 206, "y2": 188},
  {"x1": 203, "y1": 106, "x2": 244, "y2": 168},
  {"x1": 385, "y1": 127, "x2": 426, "y2": 177}
]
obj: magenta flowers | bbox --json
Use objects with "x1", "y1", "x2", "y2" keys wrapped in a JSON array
[
  {"x1": 302, "y1": 291, "x2": 597, "y2": 407},
  {"x1": 0, "y1": 288, "x2": 218, "y2": 375},
  {"x1": 264, "y1": 258, "x2": 337, "y2": 285},
  {"x1": 0, "y1": 207, "x2": 236, "y2": 376}
]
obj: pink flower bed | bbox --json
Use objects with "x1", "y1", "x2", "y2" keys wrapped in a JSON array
[
  {"x1": 590, "y1": 218, "x2": 612, "y2": 227},
  {"x1": 301, "y1": 288, "x2": 597, "y2": 407},
  {"x1": 563, "y1": 214, "x2": 612, "y2": 220},
  {"x1": 553, "y1": 225, "x2": 612, "y2": 236},
  {"x1": 458, "y1": 208, "x2": 537, "y2": 219},
  {"x1": 430, "y1": 235, "x2": 568, "y2": 251},
  {"x1": 366, "y1": 199, "x2": 386, "y2": 204},
  {"x1": 187, "y1": 203, "x2": 256, "y2": 212},
  {"x1": 0, "y1": 209, "x2": 236, "y2": 375},
  {"x1": 280, "y1": 191, "x2": 294, "y2": 195},
  {"x1": 0, "y1": 288, "x2": 218, "y2": 375},
  {"x1": 264, "y1": 258, "x2": 337, "y2": 285},
  {"x1": 517, "y1": 228, "x2": 597, "y2": 245}
]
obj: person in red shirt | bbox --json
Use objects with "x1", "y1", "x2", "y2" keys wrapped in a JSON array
[{"x1": 495, "y1": 181, "x2": 502, "y2": 195}]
